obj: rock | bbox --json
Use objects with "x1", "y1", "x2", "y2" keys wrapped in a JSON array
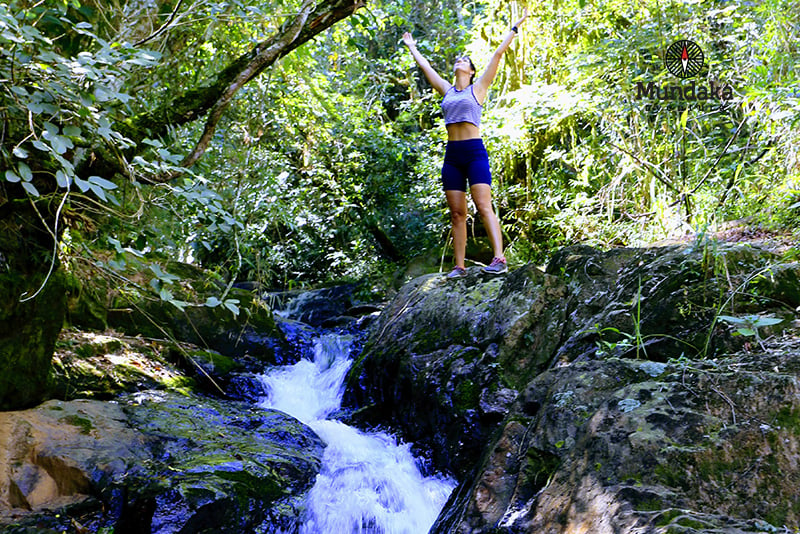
[
  {"x1": 66, "y1": 259, "x2": 288, "y2": 363},
  {"x1": 547, "y1": 243, "x2": 791, "y2": 363},
  {"x1": 49, "y1": 330, "x2": 197, "y2": 400},
  {"x1": 347, "y1": 243, "x2": 800, "y2": 532},
  {"x1": 122, "y1": 390, "x2": 325, "y2": 533},
  {"x1": 345, "y1": 264, "x2": 567, "y2": 476},
  {"x1": 271, "y1": 283, "x2": 359, "y2": 327},
  {"x1": 435, "y1": 349, "x2": 800, "y2": 533},
  {"x1": 0, "y1": 399, "x2": 150, "y2": 524},
  {"x1": 0, "y1": 391, "x2": 325, "y2": 533}
]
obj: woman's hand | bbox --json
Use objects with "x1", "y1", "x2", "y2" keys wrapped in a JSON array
[
  {"x1": 402, "y1": 32, "x2": 416, "y2": 48},
  {"x1": 513, "y1": 8, "x2": 528, "y2": 29}
]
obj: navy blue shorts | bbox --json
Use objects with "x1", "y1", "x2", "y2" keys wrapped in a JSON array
[{"x1": 442, "y1": 139, "x2": 492, "y2": 192}]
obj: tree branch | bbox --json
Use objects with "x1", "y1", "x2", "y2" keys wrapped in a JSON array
[
  {"x1": 177, "y1": 0, "x2": 315, "y2": 172},
  {"x1": 120, "y1": 0, "x2": 365, "y2": 184},
  {"x1": 134, "y1": 0, "x2": 185, "y2": 47}
]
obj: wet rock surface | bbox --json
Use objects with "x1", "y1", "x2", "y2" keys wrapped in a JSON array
[
  {"x1": 1, "y1": 318, "x2": 325, "y2": 533},
  {"x1": 0, "y1": 390, "x2": 324, "y2": 533},
  {"x1": 347, "y1": 243, "x2": 800, "y2": 532}
]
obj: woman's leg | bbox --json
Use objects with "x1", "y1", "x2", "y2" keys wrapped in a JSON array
[
  {"x1": 470, "y1": 183, "x2": 504, "y2": 259},
  {"x1": 445, "y1": 189, "x2": 468, "y2": 268}
]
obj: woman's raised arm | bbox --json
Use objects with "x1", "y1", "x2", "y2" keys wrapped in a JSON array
[
  {"x1": 403, "y1": 32, "x2": 451, "y2": 96},
  {"x1": 473, "y1": 9, "x2": 528, "y2": 102}
]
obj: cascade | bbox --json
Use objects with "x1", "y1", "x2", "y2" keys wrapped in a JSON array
[{"x1": 259, "y1": 332, "x2": 455, "y2": 533}]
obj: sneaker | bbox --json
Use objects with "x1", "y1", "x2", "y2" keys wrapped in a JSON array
[
  {"x1": 482, "y1": 257, "x2": 508, "y2": 274},
  {"x1": 446, "y1": 266, "x2": 467, "y2": 278}
]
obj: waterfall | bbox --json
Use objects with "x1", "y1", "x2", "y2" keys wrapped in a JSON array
[{"x1": 259, "y1": 333, "x2": 455, "y2": 534}]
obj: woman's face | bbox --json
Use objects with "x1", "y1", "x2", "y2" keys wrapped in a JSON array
[{"x1": 454, "y1": 56, "x2": 475, "y2": 77}]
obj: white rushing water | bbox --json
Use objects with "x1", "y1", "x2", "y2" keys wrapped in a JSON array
[{"x1": 259, "y1": 333, "x2": 456, "y2": 534}]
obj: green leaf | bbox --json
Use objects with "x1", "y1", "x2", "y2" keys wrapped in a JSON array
[
  {"x1": 32, "y1": 140, "x2": 49, "y2": 151},
  {"x1": 88, "y1": 182, "x2": 107, "y2": 201},
  {"x1": 17, "y1": 162, "x2": 32, "y2": 181},
  {"x1": 105, "y1": 191, "x2": 121, "y2": 206},
  {"x1": 224, "y1": 299, "x2": 240, "y2": 316},
  {"x1": 680, "y1": 109, "x2": 688, "y2": 129},
  {"x1": 12, "y1": 146, "x2": 29, "y2": 158},
  {"x1": 733, "y1": 163, "x2": 743, "y2": 182},
  {"x1": 107, "y1": 236, "x2": 124, "y2": 253},
  {"x1": 21, "y1": 181, "x2": 40, "y2": 196},
  {"x1": 108, "y1": 258, "x2": 126, "y2": 270},
  {"x1": 48, "y1": 135, "x2": 72, "y2": 155},
  {"x1": 63, "y1": 125, "x2": 81, "y2": 136},
  {"x1": 5, "y1": 170, "x2": 21, "y2": 183},
  {"x1": 718, "y1": 315, "x2": 746, "y2": 325},
  {"x1": 149, "y1": 264, "x2": 178, "y2": 283},
  {"x1": 56, "y1": 170, "x2": 71, "y2": 188},
  {"x1": 159, "y1": 288, "x2": 173, "y2": 301},
  {"x1": 168, "y1": 299, "x2": 189, "y2": 312},
  {"x1": 88, "y1": 175, "x2": 117, "y2": 190},
  {"x1": 751, "y1": 316, "x2": 784, "y2": 327},
  {"x1": 204, "y1": 296, "x2": 222, "y2": 307},
  {"x1": 73, "y1": 176, "x2": 90, "y2": 192},
  {"x1": 94, "y1": 87, "x2": 114, "y2": 102},
  {"x1": 142, "y1": 138, "x2": 163, "y2": 148}
]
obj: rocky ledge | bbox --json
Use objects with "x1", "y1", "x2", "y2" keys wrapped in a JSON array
[{"x1": 345, "y1": 243, "x2": 800, "y2": 533}]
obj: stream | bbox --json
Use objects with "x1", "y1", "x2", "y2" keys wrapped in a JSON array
[{"x1": 258, "y1": 330, "x2": 456, "y2": 533}]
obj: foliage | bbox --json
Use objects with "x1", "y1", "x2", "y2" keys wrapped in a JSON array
[
  {"x1": 718, "y1": 314, "x2": 784, "y2": 350},
  {"x1": 3, "y1": 0, "x2": 799, "y2": 296},
  {"x1": 477, "y1": 0, "x2": 800, "y2": 263}
]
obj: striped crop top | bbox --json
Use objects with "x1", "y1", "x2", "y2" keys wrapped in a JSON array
[{"x1": 441, "y1": 85, "x2": 482, "y2": 127}]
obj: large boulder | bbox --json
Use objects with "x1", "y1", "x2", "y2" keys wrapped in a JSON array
[
  {"x1": 346, "y1": 264, "x2": 568, "y2": 476},
  {"x1": 0, "y1": 391, "x2": 324, "y2": 533},
  {"x1": 347, "y1": 243, "x2": 800, "y2": 532},
  {"x1": 66, "y1": 259, "x2": 288, "y2": 363},
  {"x1": 432, "y1": 346, "x2": 800, "y2": 533}
]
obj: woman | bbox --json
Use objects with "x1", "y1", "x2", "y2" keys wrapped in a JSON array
[{"x1": 402, "y1": 9, "x2": 527, "y2": 278}]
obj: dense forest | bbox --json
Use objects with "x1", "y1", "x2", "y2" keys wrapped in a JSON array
[
  {"x1": 2, "y1": 1, "x2": 800, "y2": 532},
  {"x1": 1, "y1": 0, "x2": 798, "y2": 298}
]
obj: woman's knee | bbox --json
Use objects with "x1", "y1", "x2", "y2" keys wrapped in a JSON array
[
  {"x1": 450, "y1": 207, "x2": 468, "y2": 223},
  {"x1": 474, "y1": 202, "x2": 495, "y2": 220}
]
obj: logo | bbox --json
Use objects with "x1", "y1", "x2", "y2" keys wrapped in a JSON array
[
  {"x1": 665, "y1": 40, "x2": 704, "y2": 79},
  {"x1": 634, "y1": 39, "x2": 733, "y2": 103}
]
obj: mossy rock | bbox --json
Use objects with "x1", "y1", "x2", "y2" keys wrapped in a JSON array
[
  {"x1": 0, "y1": 392, "x2": 325, "y2": 533},
  {"x1": 66, "y1": 256, "x2": 287, "y2": 362},
  {"x1": 49, "y1": 330, "x2": 198, "y2": 400},
  {"x1": 122, "y1": 390, "x2": 325, "y2": 530}
]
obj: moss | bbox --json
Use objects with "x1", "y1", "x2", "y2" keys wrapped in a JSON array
[
  {"x1": 0, "y1": 267, "x2": 67, "y2": 409},
  {"x1": 676, "y1": 516, "x2": 711, "y2": 529},
  {"x1": 654, "y1": 509, "x2": 683, "y2": 526},
  {"x1": 454, "y1": 379, "x2": 480, "y2": 412},
  {"x1": 773, "y1": 406, "x2": 800, "y2": 433},
  {"x1": 635, "y1": 497, "x2": 663, "y2": 512},
  {"x1": 185, "y1": 349, "x2": 238, "y2": 376},
  {"x1": 654, "y1": 461, "x2": 690, "y2": 490},
  {"x1": 522, "y1": 447, "x2": 560, "y2": 492},
  {"x1": 60, "y1": 414, "x2": 94, "y2": 435},
  {"x1": 762, "y1": 500, "x2": 800, "y2": 528}
]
